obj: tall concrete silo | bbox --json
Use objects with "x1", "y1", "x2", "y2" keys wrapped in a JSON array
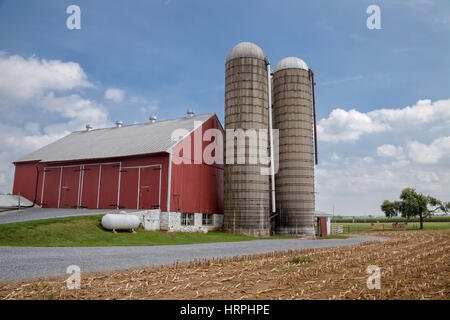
[
  {"x1": 223, "y1": 42, "x2": 271, "y2": 237},
  {"x1": 272, "y1": 57, "x2": 315, "y2": 236}
]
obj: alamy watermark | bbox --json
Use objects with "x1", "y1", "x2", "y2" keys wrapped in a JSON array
[
  {"x1": 66, "y1": 265, "x2": 81, "y2": 289},
  {"x1": 366, "y1": 5, "x2": 381, "y2": 30},
  {"x1": 66, "y1": 5, "x2": 81, "y2": 30},
  {"x1": 366, "y1": 265, "x2": 381, "y2": 290},
  {"x1": 170, "y1": 121, "x2": 279, "y2": 175}
]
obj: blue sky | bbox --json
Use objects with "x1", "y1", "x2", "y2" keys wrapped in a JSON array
[{"x1": 0, "y1": 0, "x2": 449, "y2": 215}]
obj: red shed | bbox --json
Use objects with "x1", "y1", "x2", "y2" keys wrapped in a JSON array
[
  {"x1": 12, "y1": 113, "x2": 224, "y2": 224},
  {"x1": 315, "y1": 212, "x2": 332, "y2": 237}
]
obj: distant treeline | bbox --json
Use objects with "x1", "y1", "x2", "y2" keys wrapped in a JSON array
[{"x1": 331, "y1": 216, "x2": 450, "y2": 223}]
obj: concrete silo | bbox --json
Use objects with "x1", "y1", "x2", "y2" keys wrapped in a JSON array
[
  {"x1": 223, "y1": 42, "x2": 271, "y2": 237},
  {"x1": 272, "y1": 57, "x2": 316, "y2": 236}
]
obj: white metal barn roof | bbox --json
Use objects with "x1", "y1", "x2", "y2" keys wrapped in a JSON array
[
  {"x1": 0, "y1": 194, "x2": 34, "y2": 208},
  {"x1": 15, "y1": 113, "x2": 216, "y2": 163}
]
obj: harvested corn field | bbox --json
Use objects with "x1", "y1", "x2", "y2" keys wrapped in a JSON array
[{"x1": 0, "y1": 230, "x2": 448, "y2": 300}]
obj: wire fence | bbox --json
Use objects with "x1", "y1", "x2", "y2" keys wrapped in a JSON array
[{"x1": 332, "y1": 222, "x2": 450, "y2": 234}]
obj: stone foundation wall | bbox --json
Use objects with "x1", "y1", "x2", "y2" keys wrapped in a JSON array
[
  {"x1": 166, "y1": 212, "x2": 223, "y2": 232},
  {"x1": 128, "y1": 210, "x2": 223, "y2": 233}
]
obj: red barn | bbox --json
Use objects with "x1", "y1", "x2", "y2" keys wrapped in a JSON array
[{"x1": 12, "y1": 112, "x2": 224, "y2": 231}]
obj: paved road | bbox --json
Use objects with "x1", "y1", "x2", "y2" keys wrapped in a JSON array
[
  {"x1": 0, "y1": 208, "x2": 137, "y2": 225},
  {"x1": 0, "y1": 235, "x2": 380, "y2": 282}
]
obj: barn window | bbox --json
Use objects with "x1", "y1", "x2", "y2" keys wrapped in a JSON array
[
  {"x1": 181, "y1": 213, "x2": 194, "y2": 226},
  {"x1": 202, "y1": 214, "x2": 213, "y2": 226}
]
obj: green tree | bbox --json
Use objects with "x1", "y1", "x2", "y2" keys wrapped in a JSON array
[
  {"x1": 380, "y1": 200, "x2": 400, "y2": 218},
  {"x1": 381, "y1": 188, "x2": 449, "y2": 229}
]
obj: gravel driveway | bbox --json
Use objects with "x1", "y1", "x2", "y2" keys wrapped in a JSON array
[
  {"x1": 0, "y1": 208, "x2": 132, "y2": 225},
  {"x1": 0, "y1": 235, "x2": 380, "y2": 282}
]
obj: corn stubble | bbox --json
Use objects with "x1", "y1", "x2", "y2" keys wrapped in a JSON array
[{"x1": 0, "y1": 230, "x2": 448, "y2": 300}]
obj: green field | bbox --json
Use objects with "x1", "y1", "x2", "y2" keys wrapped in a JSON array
[
  {"x1": 0, "y1": 215, "x2": 292, "y2": 247},
  {"x1": 333, "y1": 222, "x2": 450, "y2": 233}
]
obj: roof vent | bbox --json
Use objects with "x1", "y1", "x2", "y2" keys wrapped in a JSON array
[
  {"x1": 115, "y1": 120, "x2": 123, "y2": 128},
  {"x1": 86, "y1": 124, "x2": 93, "y2": 131},
  {"x1": 149, "y1": 115, "x2": 157, "y2": 123},
  {"x1": 187, "y1": 109, "x2": 195, "y2": 118}
]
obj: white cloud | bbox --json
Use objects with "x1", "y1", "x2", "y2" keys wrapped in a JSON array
[
  {"x1": 316, "y1": 154, "x2": 450, "y2": 216},
  {"x1": 40, "y1": 92, "x2": 108, "y2": 127},
  {"x1": 0, "y1": 122, "x2": 69, "y2": 193},
  {"x1": 316, "y1": 99, "x2": 450, "y2": 215},
  {"x1": 330, "y1": 152, "x2": 340, "y2": 161},
  {"x1": 318, "y1": 99, "x2": 450, "y2": 143},
  {"x1": 415, "y1": 171, "x2": 440, "y2": 184},
  {"x1": 138, "y1": 100, "x2": 159, "y2": 114},
  {"x1": 0, "y1": 53, "x2": 110, "y2": 194},
  {"x1": 1, "y1": 123, "x2": 67, "y2": 155},
  {"x1": 321, "y1": 75, "x2": 364, "y2": 86},
  {"x1": 0, "y1": 52, "x2": 91, "y2": 103},
  {"x1": 392, "y1": 159, "x2": 410, "y2": 168},
  {"x1": 0, "y1": 53, "x2": 109, "y2": 131},
  {"x1": 377, "y1": 144, "x2": 405, "y2": 160},
  {"x1": 0, "y1": 93, "x2": 109, "y2": 193},
  {"x1": 104, "y1": 88, "x2": 125, "y2": 103},
  {"x1": 317, "y1": 108, "x2": 389, "y2": 142},
  {"x1": 407, "y1": 136, "x2": 450, "y2": 164},
  {"x1": 369, "y1": 99, "x2": 450, "y2": 126},
  {"x1": 317, "y1": 135, "x2": 450, "y2": 215},
  {"x1": 126, "y1": 96, "x2": 160, "y2": 116}
]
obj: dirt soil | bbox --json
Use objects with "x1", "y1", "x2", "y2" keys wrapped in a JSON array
[{"x1": 0, "y1": 230, "x2": 448, "y2": 300}]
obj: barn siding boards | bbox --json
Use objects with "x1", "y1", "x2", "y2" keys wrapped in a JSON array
[
  {"x1": 170, "y1": 116, "x2": 224, "y2": 214},
  {"x1": 12, "y1": 162, "x2": 39, "y2": 203},
  {"x1": 215, "y1": 164, "x2": 224, "y2": 214},
  {"x1": 35, "y1": 165, "x2": 44, "y2": 206}
]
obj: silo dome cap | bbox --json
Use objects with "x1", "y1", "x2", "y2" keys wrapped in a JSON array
[
  {"x1": 226, "y1": 42, "x2": 266, "y2": 62},
  {"x1": 274, "y1": 57, "x2": 309, "y2": 72}
]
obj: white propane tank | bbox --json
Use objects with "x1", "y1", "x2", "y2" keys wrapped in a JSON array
[{"x1": 101, "y1": 214, "x2": 140, "y2": 233}]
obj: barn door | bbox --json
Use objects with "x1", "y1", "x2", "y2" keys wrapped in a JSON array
[
  {"x1": 98, "y1": 163, "x2": 120, "y2": 209},
  {"x1": 119, "y1": 167, "x2": 139, "y2": 209},
  {"x1": 41, "y1": 167, "x2": 61, "y2": 208},
  {"x1": 138, "y1": 166, "x2": 161, "y2": 209},
  {"x1": 79, "y1": 164, "x2": 100, "y2": 209},
  {"x1": 59, "y1": 166, "x2": 81, "y2": 208}
]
